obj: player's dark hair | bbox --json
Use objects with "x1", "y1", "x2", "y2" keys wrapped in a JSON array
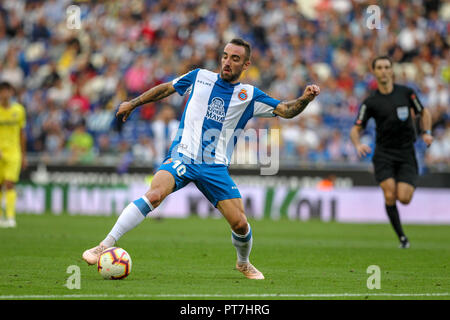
[
  {"x1": 372, "y1": 55, "x2": 393, "y2": 69},
  {"x1": 0, "y1": 81, "x2": 13, "y2": 91},
  {"x1": 229, "y1": 38, "x2": 251, "y2": 61}
]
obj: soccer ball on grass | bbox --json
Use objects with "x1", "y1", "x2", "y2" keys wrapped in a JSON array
[{"x1": 97, "y1": 247, "x2": 132, "y2": 280}]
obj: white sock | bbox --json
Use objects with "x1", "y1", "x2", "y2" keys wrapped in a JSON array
[
  {"x1": 231, "y1": 223, "x2": 253, "y2": 264},
  {"x1": 103, "y1": 196, "x2": 153, "y2": 246}
]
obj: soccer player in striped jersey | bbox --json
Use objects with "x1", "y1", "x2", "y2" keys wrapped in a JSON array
[{"x1": 83, "y1": 38, "x2": 320, "y2": 279}]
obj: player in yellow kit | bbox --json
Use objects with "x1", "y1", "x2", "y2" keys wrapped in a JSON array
[{"x1": 0, "y1": 82, "x2": 27, "y2": 228}]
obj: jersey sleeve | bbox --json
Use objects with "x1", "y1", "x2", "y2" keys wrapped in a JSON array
[
  {"x1": 408, "y1": 88, "x2": 425, "y2": 114},
  {"x1": 252, "y1": 87, "x2": 281, "y2": 118},
  {"x1": 172, "y1": 68, "x2": 200, "y2": 96},
  {"x1": 354, "y1": 100, "x2": 371, "y2": 128}
]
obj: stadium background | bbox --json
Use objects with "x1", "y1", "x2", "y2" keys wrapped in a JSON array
[{"x1": 1, "y1": 0, "x2": 449, "y2": 222}]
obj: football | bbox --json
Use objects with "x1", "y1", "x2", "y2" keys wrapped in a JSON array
[{"x1": 97, "y1": 247, "x2": 132, "y2": 280}]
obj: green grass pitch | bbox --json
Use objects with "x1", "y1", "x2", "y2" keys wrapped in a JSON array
[{"x1": 0, "y1": 214, "x2": 448, "y2": 300}]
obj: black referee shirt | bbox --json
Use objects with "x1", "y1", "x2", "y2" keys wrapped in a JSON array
[{"x1": 354, "y1": 84, "x2": 425, "y2": 149}]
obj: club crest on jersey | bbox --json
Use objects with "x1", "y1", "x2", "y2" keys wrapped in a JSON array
[
  {"x1": 396, "y1": 106, "x2": 409, "y2": 121},
  {"x1": 206, "y1": 97, "x2": 225, "y2": 123},
  {"x1": 238, "y1": 89, "x2": 248, "y2": 101}
]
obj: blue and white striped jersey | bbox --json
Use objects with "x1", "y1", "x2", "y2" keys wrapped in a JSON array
[{"x1": 170, "y1": 68, "x2": 280, "y2": 165}]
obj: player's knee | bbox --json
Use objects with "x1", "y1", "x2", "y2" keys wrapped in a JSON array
[
  {"x1": 383, "y1": 190, "x2": 396, "y2": 205},
  {"x1": 4, "y1": 181, "x2": 14, "y2": 190},
  {"x1": 145, "y1": 189, "x2": 163, "y2": 208},
  {"x1": 398, "y1": 194, "x2": 412, "y2": 205},
  {"x1": 231, "y1": 218, "x2": 248, "y2": 235}
]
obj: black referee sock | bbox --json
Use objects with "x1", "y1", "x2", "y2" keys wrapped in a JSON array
[{"x1": 385, "y1": 204, "x2": 405, "y2": 240}]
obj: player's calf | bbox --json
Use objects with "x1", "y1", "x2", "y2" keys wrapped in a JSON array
[
  {"x1": 382, "y1": 190, "x2": 396, "y2": 206},
  {"x1": 82, "y1": 195, "x2": 154, "y2": 265}
]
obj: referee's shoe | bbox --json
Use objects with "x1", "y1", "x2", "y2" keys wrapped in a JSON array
[{"x1": 399, "y1": 236, "x2": 410, "y2": 249}]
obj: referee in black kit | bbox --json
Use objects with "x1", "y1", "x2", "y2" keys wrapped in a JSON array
[{"x1": 350, "y1": 56, "x2": 433, "y2": 249}]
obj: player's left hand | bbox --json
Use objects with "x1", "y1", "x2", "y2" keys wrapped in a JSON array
[
  {"x1": 302, "y1": 84, "x2": 320, "y2": 102},
  {"x1": 422, "y1": 133, "x2": 433, "y2": 147}
]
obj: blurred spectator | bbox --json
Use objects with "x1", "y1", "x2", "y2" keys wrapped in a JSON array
[
  {"x1": 95, "y1": 133, "x2": 117, "y2": 165},
  {"x1": 397, "y1": 19, "x2": 426, "y2": 60},
  {"x1": 281, "y1": 120, "x2": 301, "y2": 160},
  {"x1": 124, "y1": 55, "x2": 152, "y2": 96},
  {"x1": 57, "y1": 37, "x2": 82, "y2": 76},
  {"x1": 86, "y1": 105, "x2": 114, "y2": 134},
  {"x1": 102, "y1": 61, "x2": 121, "y2": 97},
  {"x1": 116, "y1": 140, "x2": 134, "y2": 173},
  {"x1": 151, "y1": 104, "x2": 180, "y2": 165},
  {"x1": 41, "y1": 122, "x2": 65, "y2": 164},
  {"x1": 296, "y1": 118, "x2": 320, "y2": 151},
  {"x1": 47, "y1": 75, "x2": 72, "y2": 107},
  {"x1": 132, "y1": 135, "x2": 156, "y2": 165},
  {"x1": 327, "y1": 130, "x2": 347, "y2": 162},
  {"x1": 31, "y1": 14, "x2": 51, "y2": 41},
  {"x1": 0, "y1": 47, "x2": 24, "y2": 88},
  {"x1": 426, "y1": 122, "x2": 450, "y2": 166},
  {"x1": 309, "y1": 140, "x2": 331, "y2": 163},
  {"x1": 67, "y1": 83, "x2": 90, "y2": 114},
  {"x1": 67, "y1": 121, "x2": 95, "y2": 164}
]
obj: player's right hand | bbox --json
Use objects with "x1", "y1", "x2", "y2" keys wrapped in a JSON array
[
  {"x1": 302, "y1": 84, "x2": 320, "y2": 102},
  {"x1": 356, "y1": 144, "x2": 371, "y2": 158},
  {"x1": 116, "y1": 101, "x2": 134, "y2": 122}
]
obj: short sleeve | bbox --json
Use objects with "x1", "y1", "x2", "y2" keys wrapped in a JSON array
[
  {"x1": 252, "y1": 87, "x2": 281, "y2": 118},
  {"x1": 354, "y1": 101, "x2": 371, "y2": 128},
  {"x1": 408, "y1": 88, "x2": 425, "y2": 114},
  {"x1": 172, "y1": 68, "x2": 200, "y2": 96}
]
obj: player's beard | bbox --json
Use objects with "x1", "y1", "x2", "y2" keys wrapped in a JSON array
[{"x1": 220, "y1": 67, "x2": 241, "y2": 83}]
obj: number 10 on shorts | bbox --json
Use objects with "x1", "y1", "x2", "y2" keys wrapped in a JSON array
[{"x1": 172, "y1": 160, "x2": 186, "y2": 177}]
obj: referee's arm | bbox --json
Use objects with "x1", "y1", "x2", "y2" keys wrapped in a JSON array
[
  {"x1": 419, "y1": 108, "x2": 433, "y2": 147},
  {"x1": 350, "y1": 125, "x2": 372, "y2": 158},
  {"x1": 410, "y1": 90, "x2": 433, "y2": 147}
]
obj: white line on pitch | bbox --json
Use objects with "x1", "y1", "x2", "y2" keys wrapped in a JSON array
[{"x1": 0, "y1": 293, "x2": 448, "y2": 299}]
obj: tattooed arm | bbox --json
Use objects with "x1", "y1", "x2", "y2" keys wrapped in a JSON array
[
  {"x1": 273, "y1": 85, "x2": 320, "y2": 119},
  {"x1": 116, "y1": 82, "x2": 176, "y2": 122}
]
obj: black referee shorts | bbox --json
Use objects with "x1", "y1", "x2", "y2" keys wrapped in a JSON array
[{"x1": 372, "y1": 147, "x2": 418, "y2": 187}]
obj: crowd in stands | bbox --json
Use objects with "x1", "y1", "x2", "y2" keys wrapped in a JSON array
[{"x1": 0, "y1": 0, "x2": 448, "y2": 171}]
